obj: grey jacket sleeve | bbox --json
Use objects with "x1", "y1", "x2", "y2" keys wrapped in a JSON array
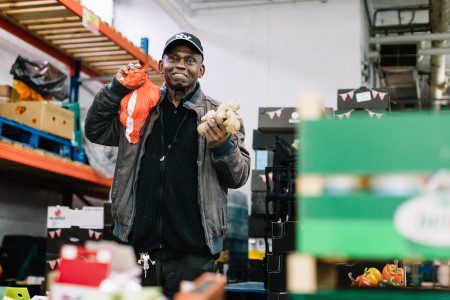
[
  {"x1": 85, "y1": 78, "x2": 131, "y2": 147},
  {"x1": 208, "y1": 119, "x2": 251, "y2": 189}
]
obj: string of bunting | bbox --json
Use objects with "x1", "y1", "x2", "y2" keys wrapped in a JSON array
[
  {"x1": 335, "y1": 109, "x2": 386, "y2": 119},
  {"x1": 266, "y1": 108, "x2": 283, "y2": 119},
  {"x1": 338, "y1": 88, "x2": 387, "y2": 102},
  {"x1": 47, "y1": 258, "x2": 63, "y2": 270}
]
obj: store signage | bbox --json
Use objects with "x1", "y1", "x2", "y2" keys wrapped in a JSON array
[
  {"x1": 289, "y1": 111, "x2": 300, "y2": 124},
  {"x1": 394, "y1": 194, "x2": 450, "y2": 247},
  {"x1": 82, "y1": 7, "x2": 100, "y2": 35}
]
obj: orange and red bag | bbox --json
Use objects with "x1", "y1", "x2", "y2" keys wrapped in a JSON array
[{"x1": 119, "y1": 69, "x2": 160, "y2": 144}]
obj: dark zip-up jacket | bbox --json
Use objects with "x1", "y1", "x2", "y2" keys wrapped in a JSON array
[{"x1": 85, "y1": 79, "x2": 250, "y2": 254}]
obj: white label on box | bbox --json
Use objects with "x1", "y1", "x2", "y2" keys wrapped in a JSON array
[
  {"x1": 394, "y1": 193, "x2": 450, "y2": 247},
  {"x1": 356, "y1": 91, "x2": 371, "y2": 102},
  {"x1": 48, "y1": 206, "x2": 103, "y2": 229},
  {"x1": 51, "y1": 282, "x2": 97, "y2": 300}
]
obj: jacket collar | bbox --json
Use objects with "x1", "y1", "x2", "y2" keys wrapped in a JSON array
[{"x1": 159, "y1": 82, "x2": 203, "y2": 106}]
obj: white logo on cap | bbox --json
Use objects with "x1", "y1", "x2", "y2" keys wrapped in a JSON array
[{"x1": 176, "y1": 34, "x2": 192, "y2": 40}]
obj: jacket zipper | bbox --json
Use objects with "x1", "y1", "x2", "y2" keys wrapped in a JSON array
[{"x1": 156, "y1": 107, "x2": 188, "y2": 249}]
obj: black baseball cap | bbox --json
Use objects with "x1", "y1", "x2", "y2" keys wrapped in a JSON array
[{"x1": 163, "y1": 32, "x2": 204, "y2": 57}]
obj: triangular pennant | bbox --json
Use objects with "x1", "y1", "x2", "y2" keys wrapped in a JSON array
[
  {"x1": 275, "y1": 108, "x2": 283, "y2": 117},
  {"x1": 95, "y1": 232, "x2": 101, "y2": 240},
  {"x1": 49, "y1": 260, "x2": 56, "y2": 270},
  {"x1": 345, "y1": 112, "x2": 351, "y2": 118},
  {"x1": 339, "y1": 93, "x2": 347, "y2": 101},
  {"x1": 267, "y1": 111, "x2": 275, "y2": 119},
  {"x1": 268, "y1": 172, "x2": 273, "y2": 182},
  {"x1": 56, "y1": 229, "x2": 61, "y2": 237},
  {"x1": 259, "y1": 175, "x2": 266, "y2": 183},
  {"x1": 348, "y1": 91, "x2": 354, "y2": 99},
  {"x1": 49, "y1": 231, "x2": 55, "y2": 239},
  {"x1": 369, "y1": 111, "x2": 374, "y2": 118},
  {"x1": 376, "y1": 113, "x2": 382, "y2": 119},
  {"x1": 338, "y1": 114, "x2": 344, "y2": 120},
  {"x1": 89, "y1": 229, "x2": 94, "y2": 238},
  {"x1": 379, "y1": 93, "x2": 386, "y2": 101},
  {"x1": 371, "y1": 91, "x2": 378, "y2": 99}
]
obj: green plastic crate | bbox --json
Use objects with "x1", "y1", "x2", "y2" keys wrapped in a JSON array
[
  {"x1": 299, "y1": 112, "x2": 450, "y2": 175},
  {"x1": 292, "y1": 290, "x2": 450, "y2": 300},
  {"x1": 298, "y1": 194, "x2": 450, "y2": 260}
]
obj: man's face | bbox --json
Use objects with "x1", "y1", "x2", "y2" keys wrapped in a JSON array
[{"x1": 158, "y1": 45, "x2": 205, "y2": 91}]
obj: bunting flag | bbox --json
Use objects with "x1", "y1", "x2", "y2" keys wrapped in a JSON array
[
  {"x1": 259, "y1": 175, "x2": 266, "y2": 183},
  {"x1": 266, "y1": 108, "x2": 283, "y2": 119},
  {"x1": 268, "y1": 172, "x2": 273, "y2": 182},
  {"x1": 379, "y1": 92, "x2": 387, "y2": 101},
  {"x1": 339, "y1": 93, "x2": 347, "y2": 101},
  {"x1": 275, "y1": 108, "x2": 283, "y2": 117},
  {"x1": 368, "y1": 111, "x2": 375, "y2": 118},
  {"x1": 376, "y1": 113, "x2": 382, "y2": 119},
  {"x1": 95, "y1": 232, "x2": 101, "y2": 240},
  {"x1": 345, "y1": 112, "x2": 351, "y2": 118},
  {"x1": 372, "y1": 91, "x2": 378, "y2": 98},
  {"x1": 49, "y1": 231, "x2": 55, "y2": 239},
  {"x1": 89, "y1": 229, "x2": 94, "y2": 238},
  {"x1": 56, "y1": 229, "x2": 61, "y2": 237},
  {"x1": 338, "y1": 114, "x2": 344, "y2": 120},
  {"x1": 348, "y1": 91, "x2": 354, "y2": 100},
  {"x1": 48, "y1": 260, "x2": 56, "y2": 270}
]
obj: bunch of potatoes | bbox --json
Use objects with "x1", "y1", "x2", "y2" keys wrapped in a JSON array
[{"x1": 197, "y1": 100, "x2": 241, "y2": 135}]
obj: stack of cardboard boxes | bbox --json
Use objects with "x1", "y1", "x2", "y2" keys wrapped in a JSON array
[{"x1": 248, "y1": 108, "x2": 299, "y2": 296}]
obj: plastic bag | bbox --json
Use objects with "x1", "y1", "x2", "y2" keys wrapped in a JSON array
[{"x1": 10, "y1": 56, "x2": 68, "y2": 101}]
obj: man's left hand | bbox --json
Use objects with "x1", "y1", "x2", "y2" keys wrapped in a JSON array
[{"x1": 204, "y1": 119, "x2": 230, "y2": 147}]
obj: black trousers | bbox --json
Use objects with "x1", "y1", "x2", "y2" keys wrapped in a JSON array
[{"x1": 136, "y1": 248, "x2": 215, "y2": 297}]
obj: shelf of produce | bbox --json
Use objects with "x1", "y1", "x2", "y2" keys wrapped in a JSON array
[
  {"x1": 0, "y1": 0, "x2": 163, "y2": 84},
  {"x1": 0, "y1": 141, "x2": 111, "y2": 198},
  {"x1": 292, "y1": 289, "x2": 450, "y2": 300}
]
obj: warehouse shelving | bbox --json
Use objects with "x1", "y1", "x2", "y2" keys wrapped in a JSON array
[
  {"x1": 0, "y1": 141, "x2": 111, "y2": 198},
  {"x1": 0, "y1": 0, "x2": 159, "y2": 200},
  {"x1": 290, "y1": 111, "x2": 450, "y2": 298}
]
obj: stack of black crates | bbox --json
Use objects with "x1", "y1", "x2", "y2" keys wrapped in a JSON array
[{"x1": 250, "y1": 107, "x2": 299, "y2": 300}]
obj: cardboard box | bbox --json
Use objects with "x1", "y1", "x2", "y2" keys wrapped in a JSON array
[
  {"x1": 266, "y1": 254, "x2": 287, "y2": 292},
  {"x1": 255, "y1": 150, "x2": 274, "y2": 170},
  {"x1": 251, "y1": 170, "x2": 273, "y2": 192},
  {"x1": 337, "y1": 87, "x2": 389, "y2": 110},
  {"x1": 252, "y1": 130, "x2": 296, "y2": 150},
  {"x1": 251, "y1": 192, "x2": 273, "y2": 215},
  {"x1": 248, "y1": 259, "x2": 265, "y2": 282},
  {"x1": 272, "y1": 221, "x2": 298, "y2": 254},
  {"x1": 248, "y1": 215, "x2": 269, "y2": 238},
  {"x1": 46, "y1": 206, "x2": 104, "y2": 275},
  {"x1": 0, "y1": 85, "x2": 12, "y2": 99},
  {"x1": 258, "y1": 107, "x2": 299, "y2": 133},
  {"x1": 0, "y1": 101, "x2": 74, "y2": 140}
]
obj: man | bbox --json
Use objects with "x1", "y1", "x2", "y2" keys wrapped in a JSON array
[{"x1": 85, "y1": 32, "x2": 250, "y2": 296}]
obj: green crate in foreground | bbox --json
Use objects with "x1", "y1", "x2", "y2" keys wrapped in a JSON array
[
  {"x1": 299, "y1": 112, "x2": 450, "y2": 175},
  {"x1": 292, "y1": 289, "x2": 450, "y2": 300},
  {"x1": 298, "y1": 194, "x2": 450, "y2": 260}
]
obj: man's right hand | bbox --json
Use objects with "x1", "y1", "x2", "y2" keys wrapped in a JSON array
[{"x1": 115, "y1": 63, "x2": 146, "y2": 90}]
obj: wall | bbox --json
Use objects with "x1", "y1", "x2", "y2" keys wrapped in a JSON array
[{"x1": 114, "y1": 0, "x2": 363, "y2": 195}]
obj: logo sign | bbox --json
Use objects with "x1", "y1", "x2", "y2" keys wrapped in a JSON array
[
  {"x1": 175, "y1": 33, "x2": 192, "y2": 40},
  {"x1": 289, "y1": 111, "x2": 300, "y2": 124},
  {"x1": 82, "y1": 7, "x2": 100, "y2": 36},
  {"x1": 394, "y1": 194, "x2": 450, "y2": 248}
]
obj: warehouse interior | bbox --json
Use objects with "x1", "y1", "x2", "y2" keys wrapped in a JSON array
[{"x1": 0, "y1": 0, "x2": 449, "y2": 299}]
